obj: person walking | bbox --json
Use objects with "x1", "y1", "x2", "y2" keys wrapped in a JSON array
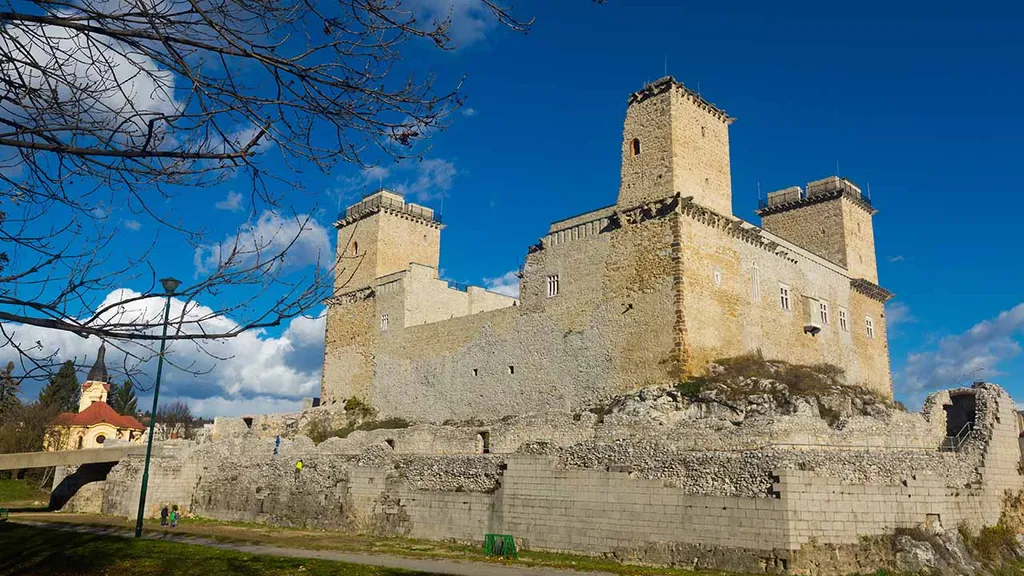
[
  {"x1": 169, "y1": 505, "x2": 179, "y2": 528},
  {"x1": 160, "y1": 505, "x2": 169, "y2": 528},
  {"x1": 274, "y1": 435, "x2": 281, "y2": 456},
  {"x1": 294, "y1": 459, "x2": 303, "y2": 481}
]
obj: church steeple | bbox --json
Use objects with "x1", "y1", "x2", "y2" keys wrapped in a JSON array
[{"x1": 86, "y1": 342, "x2": 108, "y2": 384}]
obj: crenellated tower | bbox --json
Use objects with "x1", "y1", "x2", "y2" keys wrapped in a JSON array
[{"x1": 618, "y1": 76, "x2": 734, "y2": 215}]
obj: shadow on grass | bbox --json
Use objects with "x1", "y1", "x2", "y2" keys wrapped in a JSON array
[{"x1": 0, "y1": 523, "x2": 112, "y2": 575}]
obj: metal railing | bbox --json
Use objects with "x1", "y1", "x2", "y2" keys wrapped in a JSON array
[{"x1": 940, "y1": 422, "x2": 974, "y2": 452}]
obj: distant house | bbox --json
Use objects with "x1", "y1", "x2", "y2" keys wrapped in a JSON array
[{"x1": 46, "y1": 344, "x2": 145, "y2": 451}]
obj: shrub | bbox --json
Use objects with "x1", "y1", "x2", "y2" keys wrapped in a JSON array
[
  {"x1": 329, "y1": 417, "x2": 410, "y2": 440},
  {"x1": 343, "y1": 396, "x2": 376, "y2": 419},
  {"x1": 959, "y1": 521, "x2": 1017, "y2": 565}
]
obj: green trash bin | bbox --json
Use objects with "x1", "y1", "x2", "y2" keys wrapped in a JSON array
[{"x1": 483, "y1": 533, "x2": 518, "y2": 559}]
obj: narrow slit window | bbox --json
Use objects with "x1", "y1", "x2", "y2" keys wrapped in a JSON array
[
  {"x1": 630, "y1": 138, "x2": 641, "y2": 156},
  {"x1": 472, "y1": 368, "x2": 479, "y2": 376},
  {"x1": 508, "y1": 365, "x2": 515, "y2": 375}
]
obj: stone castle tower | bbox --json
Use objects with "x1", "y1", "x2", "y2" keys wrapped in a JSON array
[
  {"x1": 320, "y1": 77, "x2": 892, "y2": 420},
  {"x1": 618, "y1": 77, "x2": 734, "y2": 215}
]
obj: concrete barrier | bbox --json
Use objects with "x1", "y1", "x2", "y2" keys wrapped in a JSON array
[{"x1": 0, "y1": 446, "x2": 158, "y2": 470}]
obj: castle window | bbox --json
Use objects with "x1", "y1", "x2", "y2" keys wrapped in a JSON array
[
  {"x1": 751, "y1": 265, "x2": 761, "y2": 301},
  {"x1": 547, "y1": 275, "x2": 560, "y2": 298},
  {"x1": 472, "y1": 368, "x2": 479, "y2": 376},
  {"x1": 477, "y1": 431, "x2": 491, "y2": 454},
  {"x1": 839, "y1": 308, "x2": 849, "y2": 331},
  {"x1": 507, "y1": 365, "x2": 515, "y2": 375},
  {"x1": 380, "y1": 314, "x2": 389, "y2": 331},
  {"x1": 352, "y1": 241, "x2": 358, "y2": 256},
  {"x1": 630, "y1": 138, "x2": 641, "y2": 156},
  {"x1": 865, "y1": 317, "x2": 875, "y2": 339},
  {"x1": 819, "y1": 301, "x2": 829, "y2": 325},
  {"x1": 713, "y1": 269, "x2": 722, "y2": 287},
  {"x1": 384, "y1": 439, "x2": 395, "y2": 450},
  {"x1": 701, "y1": 126, "x2": 706, "y2": 138},
  {"x1": 779, "y1": 284, "x2": 791, "y2": 311}
]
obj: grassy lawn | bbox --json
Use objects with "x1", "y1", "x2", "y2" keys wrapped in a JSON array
[
  {"x1": 0, "y1": 523, "x2": 442, "y2": 576},
  {"x1": 10, "y1": 513, "x2": 734, "y2": 576},
  {"x1": 0, "y1": 479, "x2": 49, "y2": 509}
]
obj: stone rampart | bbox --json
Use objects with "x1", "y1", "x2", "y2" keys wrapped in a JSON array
[{"x1": 71, "y1": 384, "x2": 1023, "y2": 572}]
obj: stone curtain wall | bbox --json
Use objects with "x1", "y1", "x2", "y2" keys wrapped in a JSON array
[{"x1": 73, "y1": 385, "x2": 1023, "y2": 570}]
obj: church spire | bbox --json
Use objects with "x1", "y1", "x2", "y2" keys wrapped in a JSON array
[{"x1": 86, "y1": 342, "x2": 108, "y2": 383}]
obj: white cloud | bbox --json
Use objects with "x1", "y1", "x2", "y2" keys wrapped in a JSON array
[
  {"x1": 888, "y1": 255, "x2": 906, "y2": 263},
  {"x1": 897, "y1": 303, "x2": 1024, "y2": 395},
  {"x1": 405, "y1": 0, "x2": 496, "y2": 46},
  {"x1": 215, "y1": 191, "x2": 244, "y2": 212},
  {"x1": 1, "y1": 290, "x2": 326, "y2": 417},
  {"x1": 886, "y1": 301, "x2": 916, "y2": 330},
  {"x1": 336, "y1": 159, "x2": 457, "y2": 205},
  {"x1": 193, "y1": 211, "x2": 331, "y2": 275},
  {"x1": 394, "y1": 158, "x2": 457, "y2": 202},
  {"x1": 462, "y1": 107, "x2": 478, "y2": 117},
  {"x1": 123, "y1": 219, "x2": 142, "y2": 231},
  {"x1": 483, "y1": 270, "x2": 520, "y2": 298},
  {"x1": 0, "y1": 21, "x2": 179, "y2": 147}
]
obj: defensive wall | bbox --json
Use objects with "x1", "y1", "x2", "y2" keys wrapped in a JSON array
[
  {"x1": 63, "y1": 384, "x2": 1024, "y2": 572},
  {"x1": 320, "y1": 77, "x2": 894, "y2": 422}
]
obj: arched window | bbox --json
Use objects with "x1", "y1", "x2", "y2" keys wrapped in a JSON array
[
  {"x1": 630, "y1": 138, "x2": 641, "y2": 156},
  {"x1": 76, "y1": 435, "x2": 84, "y2": 449}
]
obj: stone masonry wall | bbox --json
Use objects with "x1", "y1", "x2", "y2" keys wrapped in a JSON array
[{"x1": 80, "y1": 385, "x2": 1023, "y2": 573}]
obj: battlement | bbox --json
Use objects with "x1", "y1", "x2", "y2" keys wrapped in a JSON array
[
  {"x1": 627, "y1": 76, "x2": 733, "y2": 125},
  {"x1": 757, "y1": 177, "x2": 875, "y2": 216},
  {"x1": 335, "y1": 189, "x2": 441, "y2": 229}
]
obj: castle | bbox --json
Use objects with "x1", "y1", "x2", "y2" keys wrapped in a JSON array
[{"x1": 321, "y1": 77, "x2": 894, "y2": 422}]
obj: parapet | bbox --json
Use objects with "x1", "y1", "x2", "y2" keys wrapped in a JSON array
[
  {"x1": 627, "y1": 76, "x2": 734, "y2": 125},
  {"x1": 757, "y1": 176, "x2": 875, "y2": 216},
  {"x1": 335, "y1": 189, "x2": 441, "y2": 229}
]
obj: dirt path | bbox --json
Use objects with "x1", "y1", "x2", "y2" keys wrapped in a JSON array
[{"x1": 12, "y1": 520, "x2": 617, "y2": 576}]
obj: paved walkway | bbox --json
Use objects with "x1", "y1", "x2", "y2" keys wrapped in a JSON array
[{"x1": 12, "y1": 520, "x2": 616, "y2": 576}]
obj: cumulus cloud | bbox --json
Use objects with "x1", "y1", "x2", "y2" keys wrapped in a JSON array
[
  {"x1": 404, "y1": 0, "x2": 497, "y2": 46},
  {"x1": 394, "y1": 159, "x2": 456, "y2": 203},
  {"x1": 193, "y1": 211, "x2": 331, "y2": 275},
  {"x1": 123, "y1": 219, "x2": 142, "y2": 231},
  {"x1": 483, "y1": 270, "x2": 520, "y2": 298},
  {"x1": 1, "y1": 289, "x2": 326, "y2": 417},
  {"x1": 0, "y1": 21, "x2": 179, "y2": 147},
  {"x1": 897, "y1": 303, "x2": 1024, "y2": 396},
  {"x1": 215, "y1": 191, "x2": 244, "y2": 212},
  {"x1": 888, "y1": 255, "x2": 906, "y2": 263},
  {"x1": 461, "y1": 107, "x2": 478, "y2": 117}
]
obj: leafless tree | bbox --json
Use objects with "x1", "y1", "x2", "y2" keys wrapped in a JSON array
[
  {"x1": 155, "y1": 399, "x2": 194, "y2": 439},
  {"x1": 0, "y1": 0, "x2": 555, "y2": 380}
]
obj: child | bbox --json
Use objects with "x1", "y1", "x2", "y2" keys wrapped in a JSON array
[
  {"x1": 160, "y1": 505, "x2": 169, "y2": 527},
  {"x1": 169, "y1": 505, "x2": 179, "y2": 528}
]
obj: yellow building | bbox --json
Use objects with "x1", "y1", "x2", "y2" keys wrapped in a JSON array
[{"x1": 46, "y1": 344, "x2": 145, "y2": 451}]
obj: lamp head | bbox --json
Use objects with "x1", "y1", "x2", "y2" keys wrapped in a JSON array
[{"x1": 159, "y1": 277, "x2": 181, "y2": 294}]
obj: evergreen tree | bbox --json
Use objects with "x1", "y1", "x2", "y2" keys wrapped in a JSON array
[
  {"x1": 0, "y1": 361, "x2": 21, "y2": 423},
  {"x1": 108, "y1": 380, "x2": 138, "y2": 416},
  {"x1": 37, "y1": 361, "x2": 79, "y2": 412}
]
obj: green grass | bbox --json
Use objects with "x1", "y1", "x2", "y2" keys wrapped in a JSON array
[
  {"x1": 0, "y1": 479, "x2": 49, "y2": 507},
  {"x1": 0, "y1": 523, "x2": 440, "y2": 575}
]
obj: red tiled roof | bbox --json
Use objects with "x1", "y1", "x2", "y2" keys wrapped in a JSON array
[{"x1": 52, "y1": 401, "x2": 145, "y2": 430}]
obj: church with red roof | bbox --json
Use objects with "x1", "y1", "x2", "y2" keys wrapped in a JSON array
[{"x1": 46, "y1": 343, "x2": 146, "y2": 451}]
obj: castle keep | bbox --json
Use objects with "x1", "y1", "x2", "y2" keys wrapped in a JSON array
[{"x1": 321, "y1": 77, "x2": 894, "y2": 421}]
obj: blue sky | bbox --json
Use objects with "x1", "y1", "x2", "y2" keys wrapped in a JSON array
[{"x1": 7, "y1": 0, "x2": 1024, "y2": 414}]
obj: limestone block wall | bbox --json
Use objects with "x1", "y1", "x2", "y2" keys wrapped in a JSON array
[{"x1": 676, "y1": 205, "x2": 891, "y2": 396}]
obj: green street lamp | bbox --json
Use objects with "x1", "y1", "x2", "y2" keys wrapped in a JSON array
[{"x1": 134, "y1": 277, "x2": 181, "y2": 538}]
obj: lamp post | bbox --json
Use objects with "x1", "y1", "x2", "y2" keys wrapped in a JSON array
[{"x1": 134, "y1": 277, "x2": 181, "y2": 538}]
